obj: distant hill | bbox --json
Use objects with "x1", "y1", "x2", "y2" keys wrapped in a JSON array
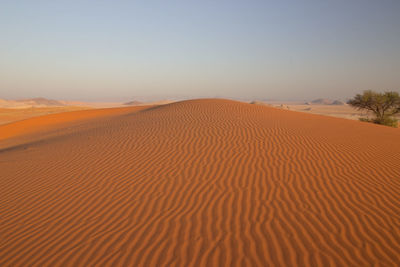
[
  {"x1": 309, "y1": 98, "x2": 345, "y2": 105},
  {"x1": 330, "y1": 100, "x2": 345, "y2": 105},
  {"x1": 0, "y1": 97, "x2": 64, "y2": 108},
  {"x1": 0, "y1": 97, "x2": 130, "y2": 109},
  {"x1": 310, "y1": 98, "x2": 333, "y2": 105},
  {"x1": 124, "y1": 100, "x2": 143, "y2": 106},
  {"x1": 249, "y1": 101, "x2": 270, "y2": 106},
  {"x1": 15, "y1": 97, "x2": 64, "y2": 106}
]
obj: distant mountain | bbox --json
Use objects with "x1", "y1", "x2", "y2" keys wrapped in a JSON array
[
  {"x1": 15, "y1": 97, "x2": 64, "y2": 106},
  {"x1": 0, "y1": 97, "x2": 129, "y2": 109},
  {"x1": 330, "y1": 100, "x2": 345, "y2": 105},
  {"x1": 124, "y1": 100, "x2": 143, "y2": 106},
  {"x1": 0, "y1": 97, "x2": 64, "y2": 108},
  {"x1": 249, "y1": 101, "x2": 270, "y2": 106},
  {"x1": 310, "y1": 98, "x2": 333, "y2": 105},
  {"x1": 309, "y1": 99, "x2": 345, "y2": 105}
]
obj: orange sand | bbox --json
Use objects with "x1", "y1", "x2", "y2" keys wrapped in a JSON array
[
  {"x1": 0, "y1": 106, "x2": 151, "y2": 148},
  {"x1": 0, "y1": 99, "x2": 399, "y2": 266},
  {"x1": 0, "y1": 107, "x2": 92, "y2": 126}
]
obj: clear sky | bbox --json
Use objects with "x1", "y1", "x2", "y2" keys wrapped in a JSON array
[{"x1": 1, "y1": 0, "x2": 399, "y2": 101}]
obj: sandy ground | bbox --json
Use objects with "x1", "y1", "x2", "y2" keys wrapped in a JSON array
[
  {"x1": 0, "y1": 99, "x2": 399, "y2": 266},
  {"x1": 282, "y1": 104, "x2": 367, "y2": 119},
  {"x1": 0, "y1": 106, "x2": 92, "y2": 126},
  {"x1": 0, "y1": 100, "x2": 175, "y2": 125},
  {"x1": 256, "y1": 101, "x2": 367, "y2": 120},
  {"x1": 255, "y1": 101, "x2": 399, "y2": 126}
]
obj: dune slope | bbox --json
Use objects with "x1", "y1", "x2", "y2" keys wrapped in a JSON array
[
  {"x1": 0, "y1": 106, "x2": 150, "y2": 149},
  {"x1": 0, "y1": 99, "x2": 399, "y2": 266}
]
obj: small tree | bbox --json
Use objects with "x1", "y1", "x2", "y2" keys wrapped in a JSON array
[{"x1": 347, "y1": 90, "x2": 400, "y2": 127}]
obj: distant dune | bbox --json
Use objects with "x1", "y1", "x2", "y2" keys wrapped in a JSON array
[{"x1": 0, "y1": 99, "x2": 399, "y2": 266}]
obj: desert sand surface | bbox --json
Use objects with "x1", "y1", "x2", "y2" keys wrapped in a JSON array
[
  {"x1": 0, "y1": 98, "x2": 122, "y2": 109},
  {"x1": 0, "y1": 98, "x2": 176, "y2": 126},
  {"x1": 0, "y1": 106, "x2": 152, "y2": 149},
  {"x1": 256, "y1": 101, "x2": 367, "y2": 120},
  {"x1": 0, "y1": 106, "x2": 93, "y2": 126},
  {"x1": 285, "y1": 104, "x2": 368, "y2": 120},
  {"x1": 281, "y1": 103, "x2": 400, "y2": 125},
  {"x1": 0, "y1": 99, "x2": 399, "y2": 266},
  {"x1": 0, "y1": 98, "x2": 65, "y2": 108}
]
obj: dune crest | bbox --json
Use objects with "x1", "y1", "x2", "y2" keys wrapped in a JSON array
[
  {"x1": 0, "y1": 105, "x2": 151, "y2": 148},
  {"x1": 0, "y1": 99, "x2": 399, "y2": 266}
]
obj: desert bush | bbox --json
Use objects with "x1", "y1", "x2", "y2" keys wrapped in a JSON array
[
  {"x1": 348, "y1": 90, "x2": 400, "y2": 127},
  {"x1": 373, "y1": 116, "x2": 398, "y2": 127}
]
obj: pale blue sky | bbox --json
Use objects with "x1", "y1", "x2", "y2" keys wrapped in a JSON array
[{"x1": 1, "y1": 0, "x2": 399, "y2": 101}]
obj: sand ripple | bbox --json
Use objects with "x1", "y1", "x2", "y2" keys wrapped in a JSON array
[{"x1": 0, "y1": 99, "x2": 399, "y2": 266}]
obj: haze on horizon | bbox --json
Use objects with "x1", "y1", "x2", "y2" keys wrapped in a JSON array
[{"x1": 1, "y1": 0, "x2": 400, "y2": 102}]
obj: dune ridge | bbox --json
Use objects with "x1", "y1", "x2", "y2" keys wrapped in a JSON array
[
  {"x1": 0, "y1": 99, "x2": 399, "y2": 266},
  {"x1": 0, "y1": 105, "x2": 152, "y2": 149}
]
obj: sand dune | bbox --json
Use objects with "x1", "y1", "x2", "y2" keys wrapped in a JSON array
[
  {"x1": 0, "y1": 99, "x2": 399, "y2": 266},
  {"x1": 0, "y1": 106, "x2": 94, "y2": 126},
  {"x1": 0, "y1": 106, "x2": 152, "y2": 150},
  {"x1": 0, "y1": 99, "x2": 175, "y2": 127}
]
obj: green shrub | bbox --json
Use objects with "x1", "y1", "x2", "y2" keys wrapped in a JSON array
[
  {"x1": 348, "y1": 90, "x2": 400, "y2": 128},
  {"x1": 374, "y1": 116, "x2": 398, "y2": 128},
  {"x1": 359, "y1": 116, "x2": 398, "y2": 127}
]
